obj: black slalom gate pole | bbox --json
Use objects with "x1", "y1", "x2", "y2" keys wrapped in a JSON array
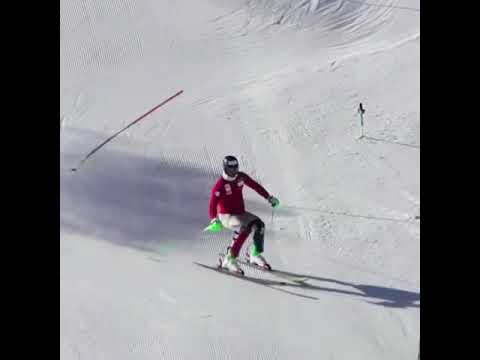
[{"x1": 358, "y1": 102, "x2": 365, "y2": 139}]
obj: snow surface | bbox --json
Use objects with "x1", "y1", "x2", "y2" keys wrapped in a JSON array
[{"x1": 61, "y1": 1, "x2": 420, "y2": 359}]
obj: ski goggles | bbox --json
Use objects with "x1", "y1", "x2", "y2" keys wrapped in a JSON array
[
  {"x1": 225, "y1": 161, "x2": 238, "y2": 169},
  {"x1": 224, "y1": 160, "x2": 239, "y2": 175}
]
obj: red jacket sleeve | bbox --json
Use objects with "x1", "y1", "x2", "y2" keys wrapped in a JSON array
[
  {"x1": 209, "y1": 181, "x2": 221, "y2": 219},
  {"x1": 244, "y1": 174, "x2": 270, "y2": 200}
]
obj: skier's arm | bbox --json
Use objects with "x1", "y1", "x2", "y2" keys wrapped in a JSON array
[
  {"x1": 208, "y1": 183, "x2": 221, "y2": 220},
  {"x1": 244, "y1": 174, "x2": 270, "y2": 200}
]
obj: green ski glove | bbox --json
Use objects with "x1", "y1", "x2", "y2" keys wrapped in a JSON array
[
  {"x1": 268, "y1": 195, "x2": 280, "y2": 208},
  {"x1": 204, "y1": 218, "x2": 223, "y2": 233}
]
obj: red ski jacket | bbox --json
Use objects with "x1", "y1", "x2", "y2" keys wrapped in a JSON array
[{"x1": 209, "y1": 172, "x2": 270, "y2": 219}]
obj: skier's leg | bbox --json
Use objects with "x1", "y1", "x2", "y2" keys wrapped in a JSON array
[
  {"x1": 252, "y1": 219, "x2": 265, "y2": 254},
  {"x1": 231, "y1": 212, "x2": 267, "y2": 257},
  {"x1": 218, "y1": 213, "x2": 235, "y2": 231},
  {"x1": 243, "y1": 213, "x2": 270, "y2": 268},
  {"x1": 218, "y1": 213, "x2": 251, "y2": 258},
  {"x1": 229, "y1": 228, "x2": 250, "y2": 258},
  {"x1": 216, "y1": 214, "x2": 246, "y2": 273},
  {"x1": 243, "y1": 212, "x2": 265, "y2": 254}
]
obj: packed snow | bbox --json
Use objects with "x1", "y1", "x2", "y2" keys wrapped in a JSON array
[{"x1": 61, "y1": 1, "x2": 420, "y2": 359}]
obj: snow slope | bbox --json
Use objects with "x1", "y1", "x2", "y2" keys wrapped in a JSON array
[{"x1": 61, "y1": 1, "x2": 420, "y2": 359}]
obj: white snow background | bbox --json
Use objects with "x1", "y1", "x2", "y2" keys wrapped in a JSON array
[{"x1": 60, "y1": 1, "x2": 420, "y2": 359}]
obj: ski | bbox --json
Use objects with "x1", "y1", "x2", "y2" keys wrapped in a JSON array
[
  {"x1": 193, "y1": 261, "x2": 318, "y2": 300},
  {"x1": 218, "y1": 252, "x2": 309, "y2": 283},
  {"x1": 239, "y1": 259, "x2": 309, "y2": 283},
  {"x1": 193, "y1": 262, "x2": 285, "y2": 284}
]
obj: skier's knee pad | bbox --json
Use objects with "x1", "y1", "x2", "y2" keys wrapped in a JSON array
[
  {"x1": 249, "y1": 219, "x2": 265, "y2": 240},
  {"x1": 238, "y1": 226, "x2": 252, "y2": 236},
  {"x1": 247, "y1": 218, "x2": 263, "y2": 232}
]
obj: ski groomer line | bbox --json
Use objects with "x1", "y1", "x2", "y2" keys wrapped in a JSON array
[{"x1": 204, "y1": 156, "x2": 280, "y2": 275}]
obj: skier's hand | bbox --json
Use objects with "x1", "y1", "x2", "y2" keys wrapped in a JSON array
[
  {"x1": 210, "y1": 218, "x2": 221, "y2": 225},
  {"x1": 204, "y1": 218, "x2": 223, "y2": 233},
  {"x1": 268, "y1": 195, "x2": 280, "y2": 208}
]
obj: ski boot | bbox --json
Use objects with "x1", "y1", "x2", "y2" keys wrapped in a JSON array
[
  {"x1": 218, "y1": 250, "x2": 244, "y2": 275},
  {"x1": 246, "y1": 251, "x2": 272, "y2": 270}
]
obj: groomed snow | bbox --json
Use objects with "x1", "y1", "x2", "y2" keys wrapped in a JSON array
[{"x1": 61, "y1": 1, "x2": 420, "y2": 359}]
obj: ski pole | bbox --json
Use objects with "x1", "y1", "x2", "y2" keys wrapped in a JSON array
[{"x1": 271, "y1": 207, "x2": 275, "y2": 229}]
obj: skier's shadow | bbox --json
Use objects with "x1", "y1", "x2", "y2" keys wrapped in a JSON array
[
  {"x1": 61, "y1": 129, "x2": 296, "y2": 253},
  {"x1": 197, "y1": 261, "x2": 419, "y2": 308},
  {"x1": 267, "y1": 268, "x2": 419, "y2": 308}
]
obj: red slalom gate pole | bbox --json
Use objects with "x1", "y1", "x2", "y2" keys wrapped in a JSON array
[{"x1": 71, "y1": 90, "x2": 183, "y2": 172}]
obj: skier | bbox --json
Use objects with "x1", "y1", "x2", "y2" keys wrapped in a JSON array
[{"x1": 206, "y1": 155, "x2": 280, "y2": 274}]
